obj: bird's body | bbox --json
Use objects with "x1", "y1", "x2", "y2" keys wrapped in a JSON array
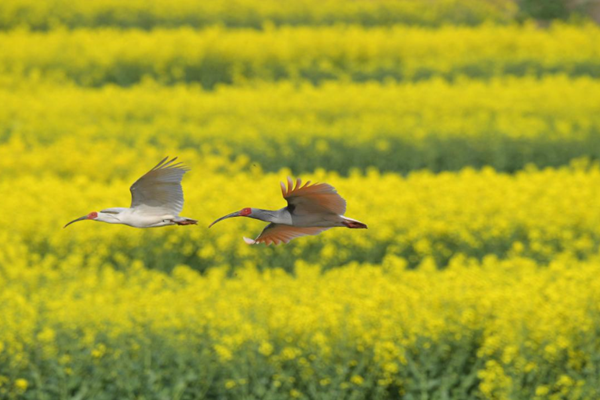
[
  {"x1": 244, "y1": 207, "x2": 361, "y2": 227},
  {"x1": 210, "y1": 177, "x2": 367, "y2": 245},
  {"x1": 64, "y1": 157, "x2": 197, "y2": 229},
  {"x1": 92, "y1": 208, "x2": 195, "y2": 228}
]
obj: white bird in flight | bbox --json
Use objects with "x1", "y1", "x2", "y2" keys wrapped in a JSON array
[
  {"x1": 64, "y1": 157, "x2": 197, "y2": 229},
  {"x1": 209, "y1": 177, "x2": 367, "y2": 245}
]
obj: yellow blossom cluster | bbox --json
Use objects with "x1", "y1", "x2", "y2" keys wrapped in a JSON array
[
  {"x1": 1, "y1": 76, "x2": 599, "y2": 174},
  {"x1": 0, "y1": 0, "x2": 516, "y2": 30},
  {"x1": 0, "y1": 23, "x2": 598, "y2": 88},
  {"x1": 0, "y1": 250, "x2": 599, "y2": 398}
]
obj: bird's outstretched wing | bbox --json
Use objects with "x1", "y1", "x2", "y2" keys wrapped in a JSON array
[
  {"x1": 244, "y1": 223, "x2": 330, "y2": 245},
  {"x1": 130, "y1": 157, "x2": 189, "y2": 216},
  {"x1": 280, "y1": 177, "x2": 346, "y2": 216}
]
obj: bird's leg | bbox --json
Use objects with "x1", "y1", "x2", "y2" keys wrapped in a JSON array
[
  {"x1": 342, "y1": 220, "x2": 368, "y2": 229},
  {"x1": 174, "y1": 218, "x2": 198, "y2": 226}
]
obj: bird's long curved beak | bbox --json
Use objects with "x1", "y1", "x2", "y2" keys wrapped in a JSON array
[
  {"x1": 208, "y1": 211, "x2": 242, "y2": 228},
  {"x1": 64, "y1": 215, "x2": 88, "y2": 228}
]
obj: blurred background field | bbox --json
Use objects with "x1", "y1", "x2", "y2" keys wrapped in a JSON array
[{"x1": 2, "y1": 0, "x2": 600, "y2": 399}]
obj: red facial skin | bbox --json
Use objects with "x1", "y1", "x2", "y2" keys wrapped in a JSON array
[
  {"x1": 240, "y1": 208, "x2": 252, "y2": 216},
  {"x1": 87, "y1": 212, "x2": 98, "y2": 219}
]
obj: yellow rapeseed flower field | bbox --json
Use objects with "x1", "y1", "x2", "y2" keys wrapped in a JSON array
[
  {"x1": 2, "y1": 145, "x2": 600, "y2": 272},
  {"x1": 1, "y1": 76, "x2": 599, "y2": 174},
  {"x1": 0, "y1": 24, "x2": 598, "y2": 88},
  {"x1": 0, "y1": 0, "x2": 516, "y2": 30},
  {"x1": 1, "y1": 246, "x2": 600, "y2": 398},
  {"x1": 1, "y1": 3, "x2": 599, "y2": 398}
]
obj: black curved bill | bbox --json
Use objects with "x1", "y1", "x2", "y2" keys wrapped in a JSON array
[
  {"x1": 64, "y1": 215, "x2": 88, "y2": 228},
  {"x1": 208, "y1": 211, "x2": 242, "y2": 228}
]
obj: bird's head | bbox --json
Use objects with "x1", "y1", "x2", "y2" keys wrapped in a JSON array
[
  {"x1": 64, "y1": 211, "x2": 98, "y2": 228},
  {"x1": 209, "y1": 207, "x2": 253, "y2": 227},
  {"x1": 64, "y1": 208, "x2": 125, "y2": 228}
]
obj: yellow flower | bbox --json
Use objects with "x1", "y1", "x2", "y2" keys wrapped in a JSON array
[
  {"x1": 14, "y1": 379, "x2": 28, "y2": 392},
  {"x1": 91, "y1": 344, "x2": 106, "y2": 359},
  {"x1": 536, "y1": 385, "x2": 549, "y2": 396},
  {"x1": 214, "y1": 345, "x2": 233, "y2": 362},
  {"x1": 224, "y1": 380, "x2": 236, "y2": 389},
  {"x1": 258, "y1": 341, "x2": 273, "y2": 357}
]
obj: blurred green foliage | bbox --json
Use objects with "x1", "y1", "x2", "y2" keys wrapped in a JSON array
[{"x1": 519, "y1": 0, "x2": 570, "y2": 20}]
